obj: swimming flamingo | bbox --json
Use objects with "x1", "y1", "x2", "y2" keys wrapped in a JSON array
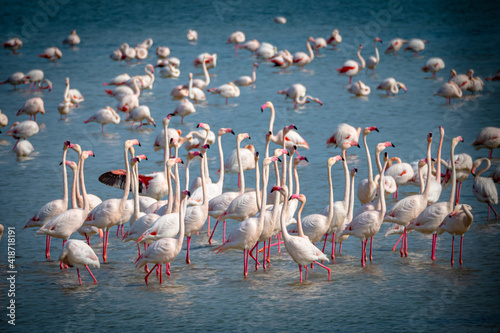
[
  {"x1": 84, "y1": 106, "x2": 121, "y2": 133},
  {"x1": 187, "y1": 73, "x2": 206, "y2": 102},
  {"x1": 439, "y1": 204, "x2": 474, "y2": 266},
  {"x1": 282, "y1": 190, "x2": 331, "y2": 282},
  {"x1": 471, "y1": 158, "x2": 498, "y2": 220},
  {"x1": 293, "y1": 37, "x2": 315, "y2": 69},
  {"x1": 472, "y1": 127, "x2": 500, "y2": 158},
  {"x1": 2, "y1": 38, "x2": 22, "y2": 53},
  {"x1": 327, "y1": 29, "x2": 342, "y2": 49},
  {"x1": 356, "y1": 126, "x2": 380, "y2": 204},
  {"x1": 377, "y1": 78, "x2": 407, "y2": 95},
  {"x1": 421, "y1": 57, "x2": 445, "y2": 78},
  {"x1": 17, "y1": 97, "x2": 45, "y2": 122},
  {"x1": 384, "y1": 38, "x2": 408, "y2": 55},
  {"x1": 58, "y1": 78, "x2": 76, "y2": 119},
  {"x1": 366, "y1": 37, "x2": 382, "y2": 74},
  {"x1": 466, "y1": 69, "x2": 483, "y2": 94},
  {"x1": 404, "y1": 38, "x2": 428, "y2": 57},
  {"x1": 62, "y1": 30, "x2": 80, "y2": 47},
  {"x1": 384, "y1": 133, "x2": 433, "y2": 257},
  {"x1": 237, "y1": 39, "x2": 260, "y2": 54},
  {"x1": 227, "y1": 31, "x2": 245, "y2": 56},
  {"x1": 233, "y1": 63, "x2": 259, "y2": 87},
  {"x1": 274, "y1": 16, "x2": 287, "y2": 24},
  {"x1": 38, "y1": 47, "x2": 62, "y2": 61},
  {"x1": 337, "y1": 44, "x2": 365, "y2": 84},
  {"x1": 485, "y1": 70, "x2": 500, "y2": 81},
  {"x1": 136, "y1": 190, "x2": 190, "y2": 284},
  {"x1": 407, "y1": 136, "x2": 463, "y2": 260}
]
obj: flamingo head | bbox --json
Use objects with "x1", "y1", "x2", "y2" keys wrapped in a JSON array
[
  {"x1": 237, "y1": 133, "x2": 251, "y2": 142},
  {"x1": 308, "y1": 36, "x2": 316, "y2": 43},
  {"x1": 289, "y1": 193, "x2": 305, "y2": 201},
  {"x1": 273, "y1": 148, "x2": 288, "y2": 158},
  {"x1": 328, "y1": 155, "x2": 343, "y2": 167},
  {"x1": 65, "y1": 160, "x2": 77, "y2": 170},
  {"x1": 427, "y1": 132, "x2": 432, "y2": 143},
  {"x1": 271, "y1": 185, "x2": 282, "y2": 193},
  {"x1": 220, "y1": 127, "x2": 235, "y2": 135},
  {"x1": 253, "y1": 62, "x2": 259, "y2": 68},
  {"x1": 64, "y1": 140, "x2": 71, "y2": 148},
  {"x1": 188, "y1": 151, "x2": 202, "y2": 161},
  {"x1": 398, "y1": 83, "x2": 407, "y2": 92},
  {"x1": 125, "y1": 139, "x2": 141, "y2": 149},
  {"x1": 196, "y1": 122, "x2": 210, "y2": 131},
  {"x1": 261, "y1": 101, "x2": 273, "y2": 111},
  {"x1": 147, "y1": 64, "x2": 155, "y2": 73},
  {"x1": 181, "y1": 190, "x2": 191, "y2": 198},
  {"x1": 364, "y1": 126, "x2": 379, "y2": 135},
  {"x1": 295, "y1": 155, "x2": 309, "y2": 164},
  {"x1": 82, "y1": 150, "x2": 95, "y2": 159},
  {"x1": 351, "y1": 167, "x2": 358, "y2": 176},
  {"x1": 375, "y1": 37, "x2": 382, "y2": 43}
]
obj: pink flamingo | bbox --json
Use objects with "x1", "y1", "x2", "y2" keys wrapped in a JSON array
[
  {"x1": 58, "y1": 240, "x2": 99, "y2": 284},
  {"x1": 17, "y1": 97, "x2": 45, "y2": 122},
  {"x1": 471, "y1": 158, "x2": 498, "y2": 220},
  {"x1": 337, "y1": 44, "x2": 365, "y2": 84}
]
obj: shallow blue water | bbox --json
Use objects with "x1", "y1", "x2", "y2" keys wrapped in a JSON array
[{"x1": 1, "y1": 0, "x2": 500, "y2": 331}]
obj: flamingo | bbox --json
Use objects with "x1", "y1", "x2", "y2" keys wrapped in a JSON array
[
  {"x1": 233, "y1": 63, "x2": 259, "y2": 87},
  {"x1": 237, "y1": 39, "x2": 260, "y2": 54},
  {"x1": 116, "y1": 77, "x2": 141, "y2": 112},
  {"x1": 207, "y1": 82, "x2": 240, "y2": 104},
  {"x1": 187, "y1": 73, "x2": 206, "y2": 102},
  {"x1": 385, "y1": 157, "x2": 415, "y2": 199},
  {"x1": 0, "y1": 109, "x2": 8, "y2": 133},
  {"x1": 421, "y1": 57, "x2": 445, "y2": 78},
  {"x1": 291, "y1": 155, "x2": 343, "y2": 244},
  {"x1": 333, "y1": 167, "x2": 358, "y2": 254},
  {"x1": 156, "y1": 46, "x2": 170, "y2": 59},
  {"x1": 337, "y1": 44, "x2": 365, "y2": 84},
  {"x1": 282, "y1": 190, "x2": 331, "y2": 282},
  {"x1": 293, "y1": 37, "x2": 315, "y2": 70},
  {"x1": 58, "y1": 240, "x2": 99, "y2": 284},
  {"x1": 439, "y1": 204, "x2": 474, "y2": 266},
  {"x1": 135, "y1": 48, "x2": 148, "y2": 62},
  {"x1": 66, "y1": 77, "x2": 84, "y2": 106},
  {"x1": 136, "y1": 38, "x2": 153, "y2": 50},
  {"x1": 327, "y1": 29, "x2": 342, "y2": 49},
  {"x1": 342, "y1": 153, "x2": 390, "y2": 266},
  {"x1": 377, "y1": 78, "x2": 407, "y2": 95},
  {"x1": 404, "y1": 38, "x2": 429, "y2": 57},
  {"x1": 450, "y1": 69, "x2": 471, "y2": 91},
  {"x1": 385, "y1": 38, "x2": 408, "y2": 55},
  {"x1": 485, "y1": 70, "x2": 500, "y2": 81},
  {"x1": 174, "y1": 98, "x2": 196, "y2": 123},
  {"x1": 110, "y1": 49, "x2": 122, "y2": 61},
  {"x1": 36, "y1": 146, "x2": 93, "y2": 268},
  {"x1": 82, "y1": 139, "x2": 141, "y2": 262},
  {"x1": 170, "y1": 85, "x2": 189, "y2": 99},
  {"x1": 274, "y1": 16, "x2": 287, "y2": 24},
  {"x1": 186, "y1": 56, "x2": 210, "y2": 89},
  {"x1": 187, "y1": 30, "x2": 198, "y2": 43},
  {"x1": 434, "y1": 77, "x2": 462, "y2": 104},
  {"x1": 326, "y1": 123, "x2": 362, "y2": 148},
  {"x1": 371, "y1": 142, "x2": 397, "y2": 198},
  {"x1": 6, "y1": 120, "x2": 39, "y2": 150},
  {"x1": 38, "y1": 47, "x2": 62, "y2": 61},
  {"x1": 348, "y1": 81, "x2": 371, "y2": 96},
  {"x1": 216, "y1": 157, "x2": 274, "y2": 277},
  {"x1": 466, "y1": 69, "x2": 483, "y2": 94},
  {"x1": 2, "y1": 38, "x2": 22, "y2": 53},
  {"x1": 471, "y1": 158, "x2": 498, "y2": 220},
  {"x1": 193, "y1": 53, "x2": 217, "y2": 69},
  {"x1": 256, "y1": 42, "x2": 277, "y2": 60},
  {"x1": 356, "y1": 126, "x2": 380, "y2": 204},
  {"x1": 17, "y1": 97, "x2": 45, "y2": 122},
  {"x1": 366, "y1": 37, "x2": 382, "y2": 74},
  {"x1": 277, "y1": 83, "x2": 322, "y2": 108},
  {"x1": 159, "y1": 63, "x2": 180, "y2": 78},
  {"x1": 126, "y1": 105, "x2": 156, "y2": 129},
  {"x1": 268, "y1": 50, "x2": 293, "y2": 72},
  {"x1": 472, "y1": 127, "x2": 500, "y2": 158},
  {"x1": 120, "y1": 43, "x2": 136, "y2": 64},
  {"x1": 24, "y1": 141, "x2": 71, "y2": 260},
  {"x1": 322, "y1": 141, "x2": 360, "y2": 259},
  {"x1": 311, "y1": 37, "x2": 327, "y2": 54},
  {"x1": 137, "y1": 64, "x2": 155, "y2": 90},
  {"x1": 0, "y1": 72, "x2": 27, "y2": 90},
  {"x1": 407, "y1": 136, "x2": 463, "y2": 260},
  {"x1": 23, "y1": 69, "x2": 48, "y2": 92},
  {"x1": 135, "y1": 190, "x2": 190, "y2": 284},
  {"x1": 58, "y1": 78, "x2": 76, "y2": 119},
  {"x1": 426, "y1": 126, "x2": 445, "y2": 205},
  {"x1": 441, "y1": 153, "x2": 472, "y2": 205},
  {"x1": 384, "y1": 133, "x2": 433, "y2": 257},
  {"x1": 84, "y1": 106, "x2": 121, "y2": 133},
  {"x1": 262, "y1": 101, "x2": 310, "y2": 150},
  {"x1": 493, "y1": 164, "x2": 500, "y2": 183},
  {"x1": 227, "y1": 31, "x2": 245, "y2": 56},
  {"x1": 62, "y1": 30, "x2": 80, "y2": 47}
]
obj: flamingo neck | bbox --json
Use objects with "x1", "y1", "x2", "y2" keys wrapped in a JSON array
[
  {"x1": 296, "y1": 199, "x2": 306, "y2": 238},
  {"x1": 255, "y1": 157, "x2": 261, "y2": 212},
  {"x1": 448, "y1": 143, "x2": 457, "y2": 211},
  {"x1": 341, "y1": 147, "x2": 349, "y2": 209},
  {"x1": 378, "y1": 160, "x2": 388, "y2": 218},
  {"x1": 327, "y1": 164, "x2": 335, "y2": 221},
  {"x1": 307, "y1": 41, "x2": 314, "y2": 61},
  {"x1": 475, "y1": 159, "x2": 491, "y2": 178},
  {"x1": 236, "y1": 139, "x2": 245, "y2": 193},
  {"x1": 357, "y1": 48, "x2": 365, "y2": 71},
  {"x1": 79, "y1": 151, "x2": 89, "y2": 212},
  {"x1": 132, "y1": 161, "x2": 140, "y2": 223},
  {"x1": 120, "y1": 146, "x2": 132, "y2": 211},
  {"x1": 268, "y1": 105, "x2": 275, "y2": 133},
  {"x1": 279, "y1": 188, "x2": 290, "y2": 241},
  {"x1": 175, "y1": 196, "x2": 187, "y2": 245},
  {"x1": 62, "y1": 147, "x2": 69, "y2": 209},
  {"x1": 202, "y1": 60, "x2": 210, "y2": 87},
  {"x1": 436, "y1": 130, "x2": 444, "y2": 183},
  {"x1": 257, "y1": 164, "x2": 269, "y2": 230},
  {"x1": 200, "y1": 151, "x2": 208, "y2": 210},
  {"x1": 288, "y1": 151, "x2": 295, "y2": 194},
  {"x1": 364, "y1": 133, "x2": 374, "y2": 183},
  {"x1": 64, "y1": 82, "x2": 70, "y2": 102},
  {"x1": 422, "y1": 139, "x2": 433, "y2": 200},
  {"x1": 252, "y1": 65, "x2": 257, "y2": 83},
  {"x1": 166, "y1": 164, "x2": 174, "y2": 214},
  {"x1": 70, "y1": 166, "x2": 78, "y2": 209},
  {"x1": 374, "y1": 41, "x2": 380, "y2": 62},
  {"x1": 216, "y1": 135, "x2": 225, "y2": 186},
  {"x1": 293, "y1": 159, "x2": 300, "y2": 195},
  {"x1": 347, "y1": 173, "x2": 356, "y2": 221}
]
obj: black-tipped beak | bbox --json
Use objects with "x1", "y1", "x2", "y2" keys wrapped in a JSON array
[
  {"x1": 261, "y1": 107, "x2": 264, "y2": 112},
  {"x1": 231, "y1": 130, "x2": 235, "y2": 135},
  {"x1": 354, "y1": 167, "x2": 358, "y2": 172},
  {"x1": 248, "y1": 136, "x2": 251, "y2": 140},
  {"x1": 138, "y1": 142, "x2": 141, "y2": 147},
  {"x1": 277, "y1": 157, "x2": 282, "y2": 163},
  {"x1": 341, "y1": 156, "x2": 345, "y2": 161},
  {"x1": 187, "y1": 190, "x2": 191, "y2": 197},
  {"x1": 293, "y1": 125, "x2": 297, "y2": 130},
  {"x1": 196, "y1": 124, "x2": 200, "y2": 128},
  {"x1": 471, "y1": 172, "x2": 475, "y2": 177},
  {"x1": 206, "y1": 144, "x2": 210, "y2": 149},
  {"x1": 144, "y1": 156, "x2": 148, "y2": 160},
  {"x1": 59, "y1": 161, "x2": 63, "y2": 165},
  {"x1": 375, "y1": 128, "x2": 379, "y2": 132},
  {"x1": 391, "y1": 143, "x2": 395, "y2": 147},
  {"x1": 255, "y1": 151, "x2": 259, "y2": 157},
  {"x1": 384, "y1": 152, "x2": 388, "y2": 158},
  {"x1": 288, "y1": 196, "x2": 293, "y2": 201},
  {"x1": 304, "y1": 157, "x2": 309, "y2": 162}
]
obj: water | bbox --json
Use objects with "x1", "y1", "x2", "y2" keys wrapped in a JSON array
[{"x1": 1, "y1": 0, "x2": 500, "y2": 331}]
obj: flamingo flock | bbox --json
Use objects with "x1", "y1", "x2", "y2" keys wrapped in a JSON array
[{"x1": 1, "y1": 23, "x2": 499, "y2": 289}]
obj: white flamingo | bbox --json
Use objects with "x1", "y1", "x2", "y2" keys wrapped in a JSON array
[
  {"x1": 471, "y1": 158, "x2": 498, "y2": 220},
  {"x1": 377, "y1": 78, "x2": 407, "y2": 95},
  {"x1": 472, "y1": 127, "x2": 500, "y2": 158},
  {"x1": 126, "y1": 105, "x2": 156, "y2": 129},
  {"x1": 233, "y1": 63, "x2": 259, "y2": 87},
  {"x1": 356, "y1": 126, "x2": 380, "y2": 204},
  {"x1": 326, "y1": 123, "x2": 361, "y2": 148},
  {"x1": 404, "y1": 38, "x2": 428, "y2": 57},
  {"x1": 384, "y1": 38, "x2": 408, "y2": 55},
  {"x1": 337, "y1": 44, "x2": 365, "y2": 84},
  {"x1": 207, "y1": 82, "x2": 240, "y2": 104},
  {"x1": 84, "y1": 106, "x2": 121, "y2": 133},
  {"x1": 58, "y1": 240, "x2": 99, "y2": 285},
  {"x1": 366, "y1": 37, "x2": 382, "y2": 74},
  {"x1": 293, "y1": 37, "x2": 315, "y2": 69},
  {"x1": 421, "y1": 57, "x2": 445, "y2": 78}
]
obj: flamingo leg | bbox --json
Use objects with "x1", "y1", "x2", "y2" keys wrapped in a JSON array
[
  {"x1": 77, "y1": 268, "x2": 82, "y2": 285},
  {"x1": 431, "y1": 234, "x2": 437, "y2": 261},
  {"x1": 404, "y1": 228, "x2": 408, "y2": 257},
  {"x1": 121, "y1": 224, "x2": 124, "y2": 236},
  {"x1": 223, "y1": 220, "x2": 226, "y2": 243},
  {"x1": 207, "y1": 216, "x2": 210, "y2": 236},
  {"x1": 116, "y1": 225, "x2": 120, "y2": 237},
  {"x1": 101, "y1": 124, "x2": 105, "y2": 133},
  {"x1": 144, "y1": 264, "x2": 158, "y2": 285},
  {"x1": 60, "y1": 240, "x2": 67, "y2": 269},
  {"x1": 166, "y1": 263, "x2": 171, "y2": 276},
  {"x1": 137, "y1": 243, "x2": 141, "y2": 256},
  {"x1": 489, "y1": 149, "x2": 493, "y2": 159},
  {"x1": 451, "y1": 235, "x2": 455, "y2": 266},
  {"x1": 339, "y1": 243, "x2": 343, "y2": 254},
  {"x1": 349, "y1": 77, "x2": 352, "y2": 84},
  {"x1": 186, "y1": 236, "x2": 191, "y2": 264},
  {"x1": 392, "y1": 233, "x2": 403, "y2": 251},
  {"x1": 361, "y1": 240, "x2": 365, "y2": 267},
  {"x1": 459, "y1": 236, "x2": 464, "y2": 266},
  {"x1": 208, "y1": 219, "x2": 219, "y2": 245},
  {"x1": 159, "y1": 264, "x2": 163, "y2": 284},
  {"x1": 488, "y1": 203, "x2": 498, "y2": 220},
  {"x1": 364, "y1": 239, "x2": 368, "y2": 263},
  {"x1": 314, "y1": 261, "x2": 332, "y2": 281},
  {"x1": 103, "y1": 229, "x2": 109, "y2": 263},
  {"x1": 45, "y1": 235, "x2": 51, "y2": 260},
  {"x1": 278, "y1": 232, "x2": 281, "y2": 253},
  {"x1": 322, "y1": 233, "x2": 328, "y2": 253},
  {"x1": 298, "y1": 264, "x2": 303, "y2": 282},
  {"x1": 86, "y1": 265, "x2": 97, "y2": 284},
  {"x1": 305, "y1": 265, "x2": 308, "y2": 280},
  {"x1": 369, "y1": 236, "x2": 373, "y2": 262},
  {"x1": 331, "y1": 233, "x2": 336, "y2": 261}
]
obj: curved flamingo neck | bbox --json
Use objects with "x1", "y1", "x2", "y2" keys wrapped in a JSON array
[
  {"x1": 357, "y1": 48, "x2": 365, "y2": 71},
  {"x1": 364, "y1": 133, "x2": 374, "y2": 183},
  {"x1": 268, "y1": 105, "x2": 275, "y2": 133},
  {"x1": 132, "y1": 161, "x2": 140, "y2": 222},
  {"x1": 293, "y1": 160, "x2": 300, "y2": 195},
  {"x1": 288, "y1": 151, "x2": 295, "y2": 194},
  {"x1": 62, "y1": 147, "x2": 69, "y2": 209},
  {"x1": 374, "y1": 41, "x2": 380, "y2": 63},
  {"x1": 132, "y1": 78, "x2": 141, "y2": 97},
  {"x1": 422, "y1": 139, "x2": 433, "y2": 200},
  {"x1": 201, "y1": 59, "x2": 210, "y2": 87},
  {"x1": 252, "y1": 65, "x2": 257, "y2": 83},
  {"x1": 296, "y1": 199, "x2": 306, "y2": 238},
  {"x1": 236, "y1": 139, "x2": 245, "y2": 193},
  {"x1": 448, "y1": 143, "x2": 457, "y2": 211},
  {"x1": 327, "y1": 164, "x2": 334, "y2": 221},
  {"x1": 475, "y1": 159, "x2": 491, "y2": 178},
  {"x1": 70, "y1": 166, "x2": 78, "y2": 209},
  {"x1": 120, "y1": 146, "x2": 132, "y2": 211},
  {"x1": 436, "y1": 130, "x2": 444, "y2": 183},
  {"x1": 307, "y1": 41, "x2": 314, "y2": 61}
]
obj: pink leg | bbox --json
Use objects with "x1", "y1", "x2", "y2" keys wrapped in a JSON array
[
  {"x1": 166, "y1": 263, "x2": 171, "y2": 276},
  {"x1": 208, "y1": 219, "x2": 219, "y2": 245},
  {"x1": 137, "y1": 243, "x2": 141, "y2": 256},
  {"x1": 156, "y1": 264, "x2": 160, "y2": 277},
  {"x1": 159, "y1": 264, "x2": 163, "y2": 284},
  {"x1": 369, "y1": 237, "x2": 373, "y2": 262},
  {"x1": 451, "y1": 236, "x2": 455, "y2": 266},
  {"x1": 116, "y1": 225, "x2": 120, "y2": 237},
  {"x1": 364, "y1": 239, "x2": 368, "y2": 262},
  {"x1": 314, "y1": 261, "x2": 332, "y2": 281},
  {"x1": 349, "y1": 77, "x2": 352, "y2": 84},
  {"x1": 414, "y1": 52, "x2": 418, "y2": 57},
  {"x1": 60, "y1": 240, "x2": 67, "y2": 269},
  {"x1": 361, "y1": 240, "x2": 365, "y2": 267},
  {"x1": 278, "y1": 232, "x2": 281, "y2": 253},
  {"x1": 392, "y1": 234, "x2": 403, "y2": 251},
  {"x1": 305, "y1": 265, "x2": 308, "y2": 280},
  {"x1": 266, "y1": 237, "x2": 271, "y2": 263},
  {"x1": 186, "y1": 236, "x2": 191, "y2": 264},
  {"x1": 45, "y1": 235, "x2": 51, "y2": 260},
  {"x1": 489, "y1": 149, "x2": 493, "y2": 159},
  {"x1": 331, "y1": 233, "x2": 336, "y2": 261},
  {"x1": 101, "y1": 125, "x2": 105, "y2": 133},
  {"x1": 250, "y1": 242, "x2": 259, "y2": 271},
  {"x1": 262, "y1": 241, "x2": 266, "y2": 270},
  {"x1": 431, "y1": 234, "x2": 437, "y2": 261},
  {"x1": 459, "y1": 236, "x2": 464, "y2": 266},
  {"x1": 103, "y1": 230, "x2": 109, "y2": 262},
  {"x1": 488, "y1": 203, "x2": 498, "y2": 220},
  {"x1": 298, "y1": 264, "x2": 303, "y2": 282},
  {"x1": 223, "y1": 220, "x2": 226, "y2": 243},
  {"x1": 339, "y1": 243, "x2": 343, "y2": 254},
  {"x1": 86, "y1": 265, "x2": 97, "y2": 284},
  {"x1": 144, "y1": 264, "x2": 158, "y2": 285},
  {"x1": 322, "y1": 233, "x2": 328, "y2": 253},
  {"x1": 404, "y1": 229, "x2": 408, "y2": 257},
  {"x1": 121, "y1": 225, "x2": 124, "y2": 236},
  {"x1": 207, "y1": 216, "x2": 210, "y2": 236},
  {"x1": 77, "y1": 268, "x2": 82, "y2": 285}
]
